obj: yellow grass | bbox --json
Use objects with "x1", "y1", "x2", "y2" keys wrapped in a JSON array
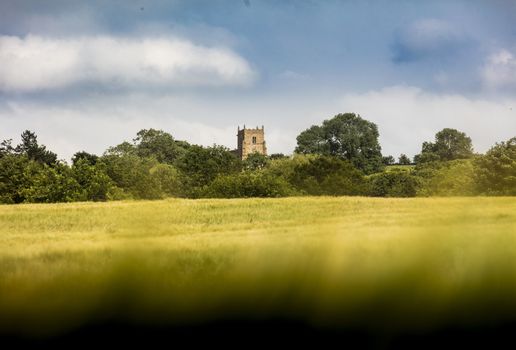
[{"x1": 1, "y1": 197, "x2": 516, "y2": 337}]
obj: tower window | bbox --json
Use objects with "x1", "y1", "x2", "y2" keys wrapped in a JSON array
[{"x1": 252, "y1": 136, "x2": 257, "y2": 144}]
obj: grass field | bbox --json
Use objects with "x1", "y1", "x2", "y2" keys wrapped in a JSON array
[{"x1": 1, "y1": 197, "x2": 516, "y2": 343}]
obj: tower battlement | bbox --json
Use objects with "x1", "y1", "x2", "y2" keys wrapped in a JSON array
[{"x1": 236, "y1": 125, "x2": 267, "y2": 160}]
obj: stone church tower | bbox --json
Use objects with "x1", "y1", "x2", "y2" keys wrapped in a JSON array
[{"x1": 236, "y1": 125, "x2": 267, "y2": 160}]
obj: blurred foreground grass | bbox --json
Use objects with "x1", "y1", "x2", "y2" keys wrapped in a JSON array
[{"x1": 1, "y1": 197, "x2": 516, "y2": 338}]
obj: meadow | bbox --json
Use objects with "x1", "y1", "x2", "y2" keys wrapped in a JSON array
[{"x1": 1, "y1": 196, "x2": 516, "y2": 343}]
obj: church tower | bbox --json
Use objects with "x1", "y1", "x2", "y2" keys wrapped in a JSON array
[{"x1": 237, "y1": 125, "x2": 267, "y2": 160}]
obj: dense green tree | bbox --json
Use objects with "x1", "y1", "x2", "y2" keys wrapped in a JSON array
[
  {"x1": 3, "y1": 126, "x2": 514, "y2": 203},
  {"x1": 290, "y1": 155, "x2": 366, "y2": 196},
  {"x1": 398, "y1": 154, "x2": 411, "y2": 165},
  {"x1": 368, "y1": 170, "x2": 419, "y2": 197},
  {"x1": 0, "y1": 155, "x2": 33, "y2": 203},
  {"x1": 416, "y1": 128, "x2": 474, "y2": 163},
  {"x1": 104, "y1": 141, "x2": 136, "y2": 157},
  {"x1": 21, "y1": 163, "x2": 81, "y2": 203},
  {"x1": 415, "y1": 159, "x2": 476, "y2": 196},
  {"x1": 205, "y1": 171, "x2": 295, "y2": 198},
  {"x1": 101, "y1": 154, "x2": 163, "y2": 199},
  {"x1": 176, "y1": 145, "x2": 242, "y2": 194},
  {"x1": 295, "y1": 113, "x2": 383, "y2": 174},
  {"x1": 71, "y1": 158, "x2": 114, "y2": 201},
  {"x1": 14, "y1": 130, "x2": 58, "y2": 165},
  {"x1": 133, "y1": 129, "x2": 189, "y2": 164},
  {"x1": 149, "y1": 163, "x2": 184, "y2": 197},
  {"x1": 475, "y1": 137, "x2": 516, "y2": 195},
  {"x1": 72, "y1": 151, "x2": 99, "y2": 166},
  {"x1": 243, "y1": 152, "x2": 269, "y2": 171},
  {"x1": 101, "y1": 153, "x2": 188, "y2": 199},
  {"x1": 383, "y1": 155, "x2": 395, "y2": 165},
  {"x1": 295, "y1": 125, "x2": 328, "y2": 154},
  {"x1": 0, "y1": 139, "x2": 15, "y2": 158},
  {"x1": 268, "y1": 153, "x2": 287, "y2": 160},
  {"x1": 261, "y1": 154, "x2": 313, "y2": 182}
]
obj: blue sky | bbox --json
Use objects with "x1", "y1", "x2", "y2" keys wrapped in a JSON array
[{"x1": 1, "y1": 0, "x2": 516, "y2": 161}]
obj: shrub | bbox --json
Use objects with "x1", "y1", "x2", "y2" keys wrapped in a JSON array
[
  {"x1": 72, "y1": 158, "x2": 115, "y2": 201},
  {"x1": 290, "y1": 156, "x2": 367, "y2": 196},
  {"x1": 101, "y1": 154, "x2": 163, "y2": 199},
  {"x1": 176, "y1": 145, "x2": 242, "y2": 196},
  {"x1": 415, "y1": 159, "x2": 476, "y2": 196},
  {"x1": 149, "y1": 163, "x2": 184, "y2": 197},
  {"x1": 21, "y1": 163, "x2": 83, "y2": 203},
  {"x1": 474, "y1": 137, "x2": 516, "y2": 195},
  {"x1": 0, "y1": 155, "x2": 36, "y2": 203},
  {"x1": 367, "y1": 169, "x2": 419, "y2": 197},
  {"x1": 204, "y1": 171, "x2": 296, "y2": 198}
]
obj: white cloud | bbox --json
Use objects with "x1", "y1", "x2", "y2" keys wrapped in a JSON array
[
  {"x1": 482, "y1": 49, "x2": 516, "y2": 89},
  {"x1": 0, "y1": 93, "x2": 300, "y2": 162},
  {"x1": 0, "y1": 101, "x2": 237, "y2": 162},
  {"x1": 339, "y1": 86, "x2": 516, "y2": 158},
  {"x1": 0, "y1": 34, "x2": 257, "y2": 92},
  {"x1": 1, "y1": 86, "x2": 514, "y2": 163}
]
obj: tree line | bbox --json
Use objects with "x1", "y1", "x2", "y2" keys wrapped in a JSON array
[{"x1": 1, "y1": 113, "x2": 515, "y2": 203}]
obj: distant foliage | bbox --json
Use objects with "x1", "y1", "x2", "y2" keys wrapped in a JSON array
[
  {"x1": 398, "y1": 154, "x2": 411, "y2": 165},
  {"x1": 383, "y1": 155, "x2": 395, "y2": 165},
  {"x1": 368, "y1": 169, "x2": 419, "y2": 197},
  {"x1": 133, "y1": 129, "x2": 189, "y2": 164},
  {"x1": 261, "y1": 154, "x2": 313, "y2": 180},
  {"x1": 71, "y1": 158, "x2": 114, "y2": 201},
  {"x1": 0, "y1": 155, "x2": 34, "y2": 204},
  {"x1": 416, "y1": 128, "x2": 474, "y2": 164},
  {"x1": 0, "y1": 154, "x2": 114, "y2": 203},
  {"x1": 176, "y1": 145, "x2": 242, "y2": 196},
  {"x1": 295, "y1": 113, "x2": 384, "y2": 174},
  {"x1": 149, "y1": 163, "x2": 184, "y2": 198},
  {"x1": 243, "y1": 152, "x2": 269, "y2": 171},
  {"x1": 0, "y1": 128, "x2": 515, "y2": 203},
  {"x1": 290, "y1": 156, "x2": 367, "y2": 196},
  {"x1": 0, "y1": 131, "x2": 58, "y2": 166},
  {"x1": 16, "y1": 131, "x2": 58, "y2": 166},
  {"x1": 205, "y1": 171, "x2": 296, "y2": 198},
  {"x1": 21, "y1": 163, "x2": 81, "y2": 203},
  {"x1": 72, "y1": 151, "x2": 99, "y2": 166},
  {"x1": 268, "y1": 153, "x2": 288, "y2": 160},
  {"x1": 415, "y1": 159, "x2": 477, "y2": 196},
  {"x1": 101, "y1": 154, "x2": 165, "y2": 199},
  {"x1": 475, "y1": 137, "x2": 516, "y2": 195}
]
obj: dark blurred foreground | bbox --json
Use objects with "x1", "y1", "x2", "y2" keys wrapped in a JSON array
[{"x1": 3, "y1": 317, "x2": 516, "y2": 349}]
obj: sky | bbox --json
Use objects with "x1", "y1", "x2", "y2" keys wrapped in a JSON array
[{"x1": 1, "y1": 0, "x2": 516, "y2": 162}]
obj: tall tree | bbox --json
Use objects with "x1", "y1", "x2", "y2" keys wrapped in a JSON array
[
  {"x1": 295, "y1": 113, "x2": 383, "y2": 174},
  {"x1": 398, "y1": 154, "x2": 411, "y2": 165},
  {"x1": 176, "y1": 145, "x2": 241, "y2": 193},
  {"x1": 475, "y1": 137, "x2": 516, "y2": 195},
  {"x1": 133, "y1": 129, "x2": 189, "y2": 164},
  {"x1": 0, "y1": 139, "x2": 14, "y2": 158},
  {"x1": 290, "y1": 155, "x2": 366, "y2": 195},
  {"x1": 383, "y1": 155, "x2": 395, "y2": 165},
  {"x1": 416, "y1": 128, "x2": 474, "y2": 163},
  {"x1": 72, "y1": 151, "x2": 99, "y2": 166},
  {"x1": 243, "y1": 152, "x2": 269, "y2": 171},
  {"x1": 104, "y1": 141, "x2": 136, "y2": 157},
  {"x1": 0, "y1": 155, "x2": 33, "y2": 203},
  {"x1": 15, "y1": 130, "x2": 58, "y2": 165}
]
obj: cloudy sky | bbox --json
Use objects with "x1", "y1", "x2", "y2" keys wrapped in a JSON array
[{"x1": 1, "y1": 0, "x2": 516, "y2": 161}]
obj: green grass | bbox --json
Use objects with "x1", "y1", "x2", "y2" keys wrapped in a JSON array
[{"x1": 1, "y1": 197, "x2": 516, "y2": 337}]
